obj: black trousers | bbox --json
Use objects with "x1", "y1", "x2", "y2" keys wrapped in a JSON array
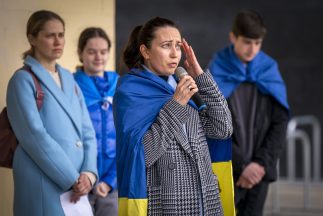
[{"x1": 234, "y1": 180, "x2": 269, "y2": 216}]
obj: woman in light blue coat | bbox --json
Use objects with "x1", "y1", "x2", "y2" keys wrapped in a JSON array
[{"x1": 6, "y1": 10, "x2": 98, "y2": 216}]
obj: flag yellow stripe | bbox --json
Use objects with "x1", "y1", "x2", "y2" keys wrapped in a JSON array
[
  {"x1": 118, "y1": 198, "x2": 148, "y2": 216},
  {"x1": 212, "y1": 161, "x2": 236, "y2": 216}
]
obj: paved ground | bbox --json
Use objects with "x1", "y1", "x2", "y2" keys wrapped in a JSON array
[{"x1": 264, "y1": 180, "x2": 323, "y2": 216}]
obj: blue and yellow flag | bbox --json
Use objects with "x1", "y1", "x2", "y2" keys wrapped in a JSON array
[
  {"x1": 113, "y1": 68, "x2": 198, "y2": 215},
  {"x1": 207, "y1": 45, "x2": 289, "y2": 110},
  {"x1": 208, "y1": 138, "x2": 235, "y2": 216},
  {"x1": 114, "y1": 67, "x2": 235, "y2": 215},
  {"x1": 207, "y1": 45, "x2": 290, "y2": 216}
]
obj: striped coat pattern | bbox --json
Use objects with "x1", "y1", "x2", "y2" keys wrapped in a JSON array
[{"x1": 143, "y1": 71, "x2": 233, "y2": 215}]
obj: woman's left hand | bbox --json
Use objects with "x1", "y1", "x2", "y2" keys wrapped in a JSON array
[{"x1": 182, "y1": 38, "x2": 203, "y2": 78}]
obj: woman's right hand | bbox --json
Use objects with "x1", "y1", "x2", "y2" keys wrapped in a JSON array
[
  {"x1": 70, "y1": 174, "x2": 92, "y2": 203},
  {"x1": 95, "y1": 182, "x2": 111, "y2": 198},
  {"x1": 173, "y1": 75, "x2": 198, "y2": 106}
]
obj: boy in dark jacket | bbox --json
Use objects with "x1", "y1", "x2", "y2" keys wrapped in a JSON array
[{"x1": 208, "y1": 10, "x2": 289, "y2": 216}]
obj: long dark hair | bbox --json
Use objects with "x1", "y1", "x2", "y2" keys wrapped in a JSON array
[
  {"x1": 22, "y1": 10, "x2": 65, "y2": 59},
  {"x1": 122, "y1": 17, "x2": 179, "y2": 70}
]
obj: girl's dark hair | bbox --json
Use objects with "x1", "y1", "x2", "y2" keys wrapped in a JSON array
[
  {"x1": 23, "y1": 10, "x2": 65, "y2": 59},
  {"x1": 232, "y1": 10, "x2": 267, "y2": 39},
  {"x1": 122, "y1": 17, "x2": 179, "y2": 70},
  {"x1": 78, "y1": 27, "x2": 111, "y2": 63}
]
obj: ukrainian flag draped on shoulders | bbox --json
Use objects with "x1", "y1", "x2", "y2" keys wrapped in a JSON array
[
  {"x1": 113, "y1": 68, "x2": 197, "y2": 215},
  {"x1": 73, "y1": 69, "x2": 119, "y2": 107},
  {"x1": 207, "y1": 45, "x2": 289, "y2": 216},
  {"x1": 207, "y1": 137, "x2": 235, "y2": 216},
  {"x1": 207, "y1": 45, "x2": 289, "y2": 110}
]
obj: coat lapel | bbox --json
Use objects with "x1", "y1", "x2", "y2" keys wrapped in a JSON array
[
  {"x1": 24, "y1": 56, "x2": 82, "y2": 137},
  {"x1": 172, "y1": 124, "x2": 196, "y2": 161},
  {"x1": 185, "y1": 107, "x2": 201, "y2": 160}
]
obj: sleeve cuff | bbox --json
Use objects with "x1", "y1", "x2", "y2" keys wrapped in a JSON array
[
  {"x1": 101, "y1": 176, "x2": 117, "y2": 191},
  {"x1": 163, "y1": 98, "x2": 189, "y2": 124},
  {"x1": 82, "y1": 171, "x2": 97, "y2": 186},
  {"x1": 194, "y1": 69, "x2": 214, "y2": 88}
]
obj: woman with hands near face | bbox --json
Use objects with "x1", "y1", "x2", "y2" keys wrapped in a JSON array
[
  {"x1": 173, "y1": 39, "x2": 201, "y2": 106},
  {"x1": 113, "y1": 17, "x2": 232, "y2": 216}
]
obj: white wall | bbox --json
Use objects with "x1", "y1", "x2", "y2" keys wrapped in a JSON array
[{"x1": 0, "y1": 0, "x2": 115, "y2": 215}]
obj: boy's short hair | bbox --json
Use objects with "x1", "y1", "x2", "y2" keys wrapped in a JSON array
[{"x1": 232, "y1": 10, "x2": 267, "y2": 39}]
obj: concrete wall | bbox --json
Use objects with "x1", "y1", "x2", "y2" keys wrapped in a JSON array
[{"x1": 0, "y1": 0, "x2": 115, "y2": 215}]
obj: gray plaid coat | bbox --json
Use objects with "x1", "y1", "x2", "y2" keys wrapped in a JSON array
[{"x1": 143, "y1": 71, "x2": 233, "y2": 215}]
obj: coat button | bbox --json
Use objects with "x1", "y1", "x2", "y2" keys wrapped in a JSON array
[
  {"x1": 75, "y1": 141, "x2": 83, "y2": 148},
  {"x1": 168, "y1": 162, "x2": 176, "y2": 170}
]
